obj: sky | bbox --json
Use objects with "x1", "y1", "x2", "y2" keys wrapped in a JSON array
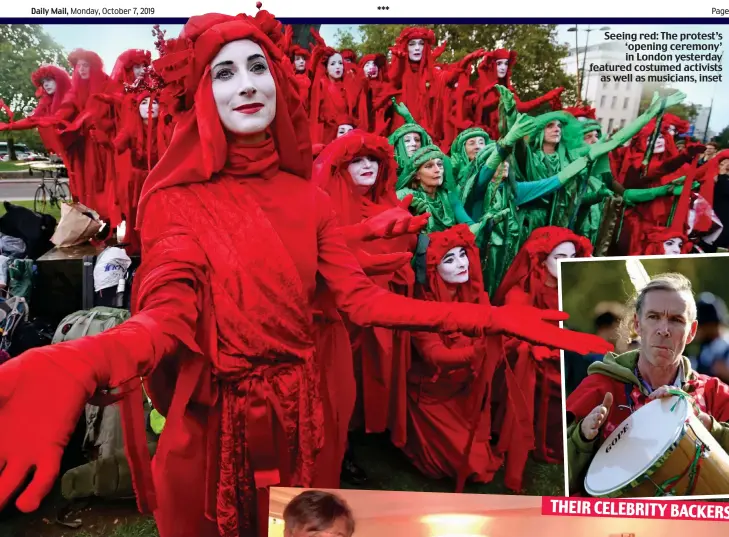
[{"x1": 41, "y1": 22, "x2": 729, "y2": 131}]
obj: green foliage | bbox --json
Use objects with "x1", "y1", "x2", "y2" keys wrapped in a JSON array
[
  {"x1": 714, "y1": 124, "x2": 729, "y2": 148},
  {"x1": 0, "y1": 25, "x2": 67, "y2": 158},
  {"x1": 638, "y1": 82, "x2": 699, "y2": 123},
  {"x1": 333, "y1": 24, "x2": 578, "y2": 106}
]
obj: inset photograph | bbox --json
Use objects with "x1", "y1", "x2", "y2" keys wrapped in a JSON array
[{"x1": 560, "y1": 254, "x2": 729, "y2": 498}]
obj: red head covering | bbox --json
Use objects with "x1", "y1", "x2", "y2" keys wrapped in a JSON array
[
  {"x1": 341, "y1": 48, "x2": 357, "y2": 63},
  {"x1": 643, "y1": 226, "x2": 690, "y2": 255},
  {"x1": 30, "y1": 65, "x2": 72, "y2": 116},
  {"x1": 662, "y1": 112, "x2": 690, "y2": 136},
  {"x1": 138, "y1": 10, "x2": 312, "y2": 224},
  {"x1": 477, "y1": 48, "x2": 517, "y2": 92},
  {"x1": 564, "y1": 104, "x2": 596, "y2": 120},
  {"x1": 493, "y1": 226, "x2": 593, "y2": 309},
  {"x1": 422, "y1": 224, "x2": 484, "y2": 305},
  {"x1": 358, "y1": 53, "x2": 387, "y2": 82},
  {"x1": 313, "y1": 130, "x2": 398, "y2": 226},
  {"x1": 698, "y1": 149, "x2": 729, "y2": 207},
  {"x1": 392, "y1": 27, "x2": 436, "y2": 72},
  {"x1": 110, "y1": 49, "x2": 152, "y2": 85},
  {"x1": 65, "y1": 49, "x2": 108, "y2": 108}
]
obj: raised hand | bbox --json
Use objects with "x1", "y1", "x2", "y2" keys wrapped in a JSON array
[
  {"x1": 580, "y1": 392, "x2": 613, "y2": 441},
  {"x1": 360, "y1": 196, "x2": 430, "y2": 241},
  {"x1": 503, "y1": 113, "x2": 536, "y2": 145},
  {"x1": 490, "y1": 305, "x2": 615, "y2": 356}
]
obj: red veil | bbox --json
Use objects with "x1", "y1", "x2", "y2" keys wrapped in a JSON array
[{"x1": 110, "y1": 49, "x2": 152, "y2": 86}]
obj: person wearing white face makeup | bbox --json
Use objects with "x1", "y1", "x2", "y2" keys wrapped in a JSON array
[
  {"x1": 437, "y1": 246, "x2": 470, "y2": 284},
  {"x1": 138, "y1": 97, "x2": 160, "y2": 122},
  {"x1": 347, "y1": 155, "x2": 379, "y2": 190},
  {"x1": 42, "y1": 78, "x2": 57, "y2": 95},
  {"x1": 310, "y1": 47, "x2": 357, "y2": 145},
  {"x1": 337, "y1": 124, "x2": 354, "y2": 137},
  {"x1": 404, "y1": 132, "x2": 422, "y2": 156},
  {"x1": 0, "y1": 14, "x2": 613, "y2": 537},
  {"x1": 408, "y1": 39, "x2": 425, "y2": 62},
  {"x1": 110, "y1": 49, "x2": 152, "y2": 86},
  {"x1": 493, "y1": 226, "x2": 594, "y2": 491},
  {"x1": 663, "y1": 237, "x2": 683, "y2": 255}
]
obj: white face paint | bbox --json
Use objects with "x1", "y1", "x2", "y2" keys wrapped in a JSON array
[
  {"x1": 403, "y1": 132, "x2": 422, "y2": 156},
  {"x1": 545, "y1": 241, "x2": 576, "y2": 279},
  {"x1": 138, "y1": 97, "x2": 159, "y2": 119},
  {"x1": 347, "y1": 156, "x2": 379, "y2": 187},
  {"x1": 132, "y1": 63, "x2": 146, "y2": 79},
  {"x1": 465, "y1": 136, "x2": 487, "y2": 161},
  {"x1": 654, "y1": 134, "x2": 666, "y2": 154},
  {"x1": 408, "y1": 39, "x2": 424, "y2": 62},
  {"x1": 42, "y1": 78, "x2": 57, "y2": 95},
  {"x1": 336, "y1": 124, "x2": 354, "y2": 137},
  {"x1": 364, "y1": 60, "x2": 379, "y2": 78},
  {"x1": 437, "y1": 246, "x2": 470, "y2": 284},
  {"x1": 663, "y1": 237, "x2": 683, "y2": 255},
  {"x1": 327, "y1": 53, "x2": 344, "y2": 80},
  {"x1": 668, "y1": 125, "x2": 677, "y2": 136},
  {"x1": 496, "y1": 59, "x2": 509, "y2": 79},
  {"x1": 76, "y1": 59, "x2": 90, "y2": 80},
  {"x1": 210, "y1": 39, "x2": 277, "y2": 137},
  {"x1": 294, "y1": 55, "x2": 306, "y2": 73}
]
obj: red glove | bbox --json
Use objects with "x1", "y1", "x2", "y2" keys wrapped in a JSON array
[
  {"x1": 0, "y1": 122, "x2": 9, "y2": 132},
  {"x1": 360, "y1": 195, "x2": 430, "y2": 241},
  {"x1": 0, "y1": 348, "x2": 93, "y2": 512},
  {"x1": 354, "y1": 249, "x2": 413, "y2": 276},
  {"x1": 489, "y1": 305, "x2": 614, "y2": 356},
  {"x1": 685, "y1": 143, "x2": 707, "y2": 158},
  {"x1": 532, "y1": 345, "x2": 557, "y2": 362}
]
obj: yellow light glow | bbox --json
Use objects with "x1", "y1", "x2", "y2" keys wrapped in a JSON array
[{"x1": 421, "y1": 514, "x2": 488, "y2": 536}]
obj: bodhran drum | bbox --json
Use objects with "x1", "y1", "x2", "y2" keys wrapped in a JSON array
[{"x1": 584, "y1": 395, "x2": 729, "y2": 497}]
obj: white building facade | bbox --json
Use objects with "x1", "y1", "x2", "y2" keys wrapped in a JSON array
[{"x1": 559, "y1": 41, "x2": 644, "y2": 135}]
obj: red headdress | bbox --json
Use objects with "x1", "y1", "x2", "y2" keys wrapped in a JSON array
[
  {"x1": 358, "y1": 53, "x2": 387, "y2": 82},
  {"x1": 477, "y1": 48, "x2": 517, "y2": 92},
  {"x1": 290, "y1": 44, "x2": 311, "y2": 60},
  {"x1": 493, "y1": 226, "x2": 593, "y2": 309},
  {"x1": 642, "y1": 226, "x2": 691, "y2": 255},
  {"x1": 110, "y1": 49, "x2": 152, "y2": 85},
  {"x1": 29, "y1": 64, "x2": 72, "y2": 116},
  {"x1": 313, "y1": 130, "x2": 398, "y2": 226},
  {"x1": 422, "y1": 224, "x2": 484, "y2": 305},
  {"x1": 138, "y1": 9, "x2": 311, "y2": 224},
  {"x1": 662, "y1": 113, "x2": 690, "y2": 136},
  {"x1": 563, "y1": 104, "x2": 596, "y2": 120},
  {"x1": 65, "y1": 49, "x2": 108, "y2": 108}
]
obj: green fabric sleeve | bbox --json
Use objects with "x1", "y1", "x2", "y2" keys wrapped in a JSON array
[
  {"x1": 567, "y1": 419, "x2": 598, "y2": 494},
  {"x1": 514, "y1": 176, "x2": 562, "y2": 206},
  {"x1": 450, "y1": 191, "x2": 475, "y2": 225},
  {"x1": 622, "y1": 184, "x2": 672, "y2": 204},
  {"x1": 708, "y1": 417, "x2": 729, "y2": 453}
]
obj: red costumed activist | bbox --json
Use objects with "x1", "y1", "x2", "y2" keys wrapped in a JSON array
[
  {"x1": 314, "y1": 131, "x2": 419, "y2": 451},
  {"x1": 404, "y1": 224, "x2": 524, "y2": 485},
  {"x1": 356, "y1": 53, "x2": 397, "y2": 136},
  {"x1": 50, "y1": 49, "x2": 116, "y2": 218},
  {"x1": 471, "y1": 49, "x2": 564, "y2": 140},
  {"x1": 111, "y1": 68, "x2": 173, "y2": 254},
  {"x1": 0, "y1": 65, "x2": 72, "y2": 161},
  {"x1": 0, "y1": 7, "x2": 612, "y2": 537},
  {"x1": 492, "y1": 226, "x2": 593, "y2": 491}
]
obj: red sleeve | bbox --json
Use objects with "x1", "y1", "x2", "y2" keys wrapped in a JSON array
[
  {"x1": 623, "y1": 154, "x2": 691, "y2": 188},
  {"x1": 315, "y1": 190, "x2": 490, "y2": 335},
  {"x1": 704, "y1": 377, "x2": 729, "y2": 422},
  {"x1": 514, "y1": 92, "x2": 552, "y2": 113},
  {"x1": 411, "y1": 331, "x2": 476, "y2": 367},
  {"x1": 4, "y1": 117, "x2": 40, "y2": 130},
  {"x1": 34, "y1": 190, "x2": 203, "y2": 395},
  {"x1": 565, "y1": 373, "x2": 616, "y2": 424}
]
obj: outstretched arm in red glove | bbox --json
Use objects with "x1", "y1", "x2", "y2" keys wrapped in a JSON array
[{"x1": 339, "y1": 194, "x2": 430, "y2": 242}]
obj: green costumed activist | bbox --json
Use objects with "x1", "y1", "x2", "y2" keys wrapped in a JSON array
[
  {"x1": 507, "y1": 87, "x2": 687, "y2": 241},
  {"x1": 388, "y1": 98, "x2": 435, "y2": 175},
  {"x1": 449, "y1": 127, "x2": 492, "y2": 191}
]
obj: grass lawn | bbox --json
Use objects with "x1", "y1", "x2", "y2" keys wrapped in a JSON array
[
  {"x1": 0, "y1": 198, "x2": 62, "y2": 222},
  {"x1": 0, "y1": 160, "x2": 31, "y2": 172}
]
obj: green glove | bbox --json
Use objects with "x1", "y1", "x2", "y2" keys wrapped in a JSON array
[
  {"x1": 391, "y1": 98, "x2": 415, "y2": 122},
  {"x1": 469, "y1": 220, "x2": 486, "y2": 241},
  {"x1": 556, "y1": 156, "x2": 589, "y2": 184},
  {"x1": 670, "y1": 181, "x2": 701, "y2": 196},
  {"x1": 622, "y1": 185, "x2": 674, "y2": 206},
  {"x1": 502, "y1": 113, "x2": 536, "y2": 146},
  {"x1": 495, "y1": 85, "x2": 516, "y2": 111}
]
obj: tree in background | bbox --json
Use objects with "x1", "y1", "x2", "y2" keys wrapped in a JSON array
[
  {"x1": 638, "y1": 82, "x2": 699, "y2": 124},
  {"x1": 0, "y1": 24, "x2": 66, "y2": 160},
  {"x1": 289, "y1": 24, "x2": 322, "y2": 50},
  {"x1": 334, "y1": 24, "x2": 578, "y2": 110},
  {"x1": 714, "y1": 125, "x2": 729, "y2": 148}
]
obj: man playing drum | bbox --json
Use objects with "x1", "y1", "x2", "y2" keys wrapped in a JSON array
[{"x1": 566, "y1": 273, "x2": 729, "y2": 495}]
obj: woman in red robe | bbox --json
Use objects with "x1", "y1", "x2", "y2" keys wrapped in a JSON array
[
  {"x1": 0, "y1": 9, "x2": 612, "y2": 537},
  {"x1": 356, "y1": 53, "x2": 397, "y2": 136},
  {"x1": 308, "y1": 43, "x2": 359, "y2": 145},
  {"x1": 471, "y1": 49, "x2": 563, "y2": 140},
  {"x1": 405, "y1": 224, "x2": 508, "y2": 484},
  {"x1": 0, "y1": 65, "x2": 72, "y2": 160},
  {"x1": 315, "y1": 131, "x2": 419, "y2": 449},
  {"x1": 111, "y1": 68, "x2": 173, "y2": 255},
  {"x1": 492, "y1": 226, "x2": 593, "y2": 491},
  {"x1": 386, "y1": 27, "x2": 447, "y2": 136},
  {"x1": 110, "y1": 49, "x2": 152, "y2": 88}
]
